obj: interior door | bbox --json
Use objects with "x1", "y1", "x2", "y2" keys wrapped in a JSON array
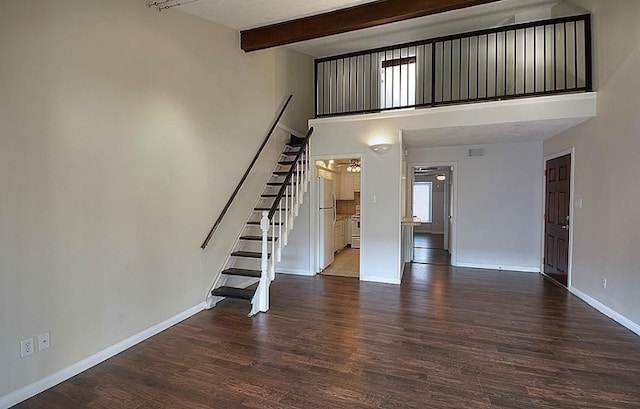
[{"x1": 544, "y1": 154, "x2": 571, "y2": 286}]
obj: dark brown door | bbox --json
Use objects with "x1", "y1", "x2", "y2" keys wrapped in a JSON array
[{"x1": 544, "y1": 154, "x2": 571, "y2": 286}]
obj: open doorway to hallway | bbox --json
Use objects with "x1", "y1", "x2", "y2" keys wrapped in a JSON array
[{"x1": 411, "y1": 165, "x2": 453, "y2": 266}]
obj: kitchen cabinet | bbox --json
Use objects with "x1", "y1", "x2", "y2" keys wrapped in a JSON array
[
  {"x1": 337, "y1": 171, "x2": 355, "y2": 200},
  {"x1": 333, "y1": 219, "x2": 344, "y2": 252},
  {"x1": 333, "y1": 218, "x2": 349, "y2": 252},
  {"x1": 353, "y1": 174, "x2": 361, "y2": 191}
]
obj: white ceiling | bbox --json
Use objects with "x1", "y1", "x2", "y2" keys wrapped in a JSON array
[
  {"x1": 177, "y1": 0, "x2": 378, "y2": 30},
  {"x1": 177, "y1": 0, "x2": 562, "y2": 57},
  {"x1": 402, "y1": 117, "x2": 590, "y2": 148}
]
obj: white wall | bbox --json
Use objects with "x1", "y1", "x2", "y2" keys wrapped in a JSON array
[
  {"x1": 0, "y1": 0, "x2": 313, "y2": 402},
  {"x1": 544, "y1": 0, "x2": 640, "y2": 329},
  {"x1": 409, "y1": 141, "x2": 543, "y2": 272}
]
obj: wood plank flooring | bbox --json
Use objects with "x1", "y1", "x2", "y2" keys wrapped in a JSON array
[
  {"x1": 13, "y1": 264, "x2": 640, "y2": 409},
  {"x1": 413, "y1": 233, "x2": 451, "y2": 266}
]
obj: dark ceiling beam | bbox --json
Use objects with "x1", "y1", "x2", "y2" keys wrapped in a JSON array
[{"x1": 241, "y1": 0, "x2": 502, "y2": 52}]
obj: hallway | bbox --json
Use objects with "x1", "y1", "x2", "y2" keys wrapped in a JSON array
[{"x1": 413, "y1": 232, "x2": 451, "y2": 266}]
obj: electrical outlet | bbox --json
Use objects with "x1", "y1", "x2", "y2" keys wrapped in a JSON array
[
  {"x1": 602, "y1": 277, "x2": 607, "y2": 289},
  {"x1": 20, "y1": 338, "x2": 35, "y2": 358},
  {"x1": 38, "y1": 332, "x2": 50, "y2": 351}
]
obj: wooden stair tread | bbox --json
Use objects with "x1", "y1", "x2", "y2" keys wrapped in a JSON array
[
  {"x1": 231, "y1": 251, "x2": 270, "y2": 258},
  {"x1": 247, "y1": 221, "x2": 283, "y2": 225},
  {"x1": 211, "y1": 286, "x2": 254, "y2": 300},
  {"x1": 221, "y1": 268, "x2": 261, "y2": 278},
  {"x1": 240, "y1": 235, "x2": 276, "y2": 241}
]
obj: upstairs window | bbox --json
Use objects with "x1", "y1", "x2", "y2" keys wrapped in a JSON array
[{"x1": 381, "y1": 56, "x2": 416, "y2": 109}]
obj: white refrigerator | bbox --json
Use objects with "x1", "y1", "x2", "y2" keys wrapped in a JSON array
[{"x1": 317, "y1": 177, "x2": 336, "y2": 271}]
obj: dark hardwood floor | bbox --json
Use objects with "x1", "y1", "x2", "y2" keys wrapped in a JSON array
[
  {"x1": 14, "y1": 265, "x2": 640, "y2": 409},
  {"x1": 414, "y1": 232, "x2": 451, "y2": 266}
]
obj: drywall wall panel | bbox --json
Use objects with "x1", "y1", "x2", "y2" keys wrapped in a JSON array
[
  {"x1": 408, "y1": 140, "x2": 543, "y2": 271},
  {"x1": 544, "y1": 0, "x2": 640, "y2": 327}
]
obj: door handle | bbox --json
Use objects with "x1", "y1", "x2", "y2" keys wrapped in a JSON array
[{"x1": 562, "y1": 225, "x2": 569, "y2": 229}]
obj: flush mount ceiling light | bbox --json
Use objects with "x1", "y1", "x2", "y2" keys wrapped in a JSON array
[
  {"x1": 370, "y1": 143, "x2": 392, "y2": 154},
  {"x1": 436, "y1": 174, "x2": 446, "y2": 181},
  {"x1": 346, "y1": 159, "x2": 361, "y2": 173}
]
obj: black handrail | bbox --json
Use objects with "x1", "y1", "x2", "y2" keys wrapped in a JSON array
[
  {"x1": 268, "y1": 127, "x2": 314, "y2": 220},
  {"x1": 201, "y1": 95, "x2": 293, "y2": 249}
]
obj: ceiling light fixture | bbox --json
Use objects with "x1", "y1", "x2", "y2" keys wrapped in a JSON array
[
  {"x1": 346, "y1": 159, "x2": 361, "y2": 173},
  {"x1": 370, "y1": 143, "x2": 392, "y2": 154}
]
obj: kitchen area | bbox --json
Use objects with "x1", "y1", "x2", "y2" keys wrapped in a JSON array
[{"x1": 316, "y1": 158, "x2": 361, "y2": 278}]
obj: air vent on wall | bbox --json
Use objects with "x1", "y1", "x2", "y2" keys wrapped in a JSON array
[{"x1": 467, "y1": 147, "x2": 485, "y2": 158}]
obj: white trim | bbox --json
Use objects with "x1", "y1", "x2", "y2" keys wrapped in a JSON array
[
  {"x1": 361, "y1": 275, "x2": 401, "y2": 285},
  {"x1": 542, "y1": 147, "x2": 575, "y2": 288},
  {"x1": 455, "y1": 262, "x2": 540, "y2": 273},
  {"x1": 570, "y1": 287, "x2": 640, "y2": 336},
  {"x1": 310, "y1": 92, "x2": 597, "y2": 125},
  {"x1": 0, "y1": 302, "x2": 206, "y2": 409},
  {"x1": 276, "y1": 268, "x2": 314, "y2": 276}
]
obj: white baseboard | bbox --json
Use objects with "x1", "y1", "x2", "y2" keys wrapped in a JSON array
[
  {"x1": 0, "y1": 302, "x2": 206, "y2": 409},
  {"x1": 361, "y1": 275, "x2": 401, "y2": 285},
  {"x1": 454, "y1": 262, "x2": 540, "y2": 273},
  {"x1": 276, "y1": 268, "x2": 314, "y2": 276},
  {"x1": 569, "y1": 287, "x2": 640, "y2": 336}
]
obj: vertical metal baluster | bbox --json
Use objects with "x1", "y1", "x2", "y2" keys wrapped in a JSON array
[
  {"x1": 431, "y1": 43, "x2": 436, "y2": 105},
  {"x1": 495, "y1": 33, "x2": 498, "y2": 97},
  {"x1": 504, "y1": 31, "x2": 508, "y2": 96},
  {"x1": 544, "y1": 26, "x2": 547, "y2": 92},
  {"x1": 534, "y1": 27, "x2": 537, "y2": 93},
  {"x1": 553, "y1": 23, "x2": 557, "y2": 91},
  {"x1": 284, "y1": 186, "x2": 288, "y2": 245},
  {"x1": 477, "y1": 36, "x2": 480, "y2": 99},
  {"x1": 468, "y1": 37, "x2": 471, "y2": 99},
  {"x1": 278, "y1": 201, "x2": 282, "y2": 261},
  {"x1": 457, "y1": 39, "x2": 462, "y2": 101},
  {"x1": 574, "y1": 21, "x2": 578, "y2": 89},
  {"x1": 564, "y1": 22, "x2": 568, "y2": 91},
  {"x1": 514, "y1": 29, "x2": 517, "y2": 95},
  {"x1": 524, "y1": 29, "x2": 527, "y2": 94},
  {"x1": 449, "y1": 40, "x2": 453, "y2": 101}
]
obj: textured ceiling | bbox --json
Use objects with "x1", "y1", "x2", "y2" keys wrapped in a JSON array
[
  {"x1": 176, "y1": 0, "x2": 562, "y2": 57},
  {"x1": 402, "y1": 117, "x2": 590, "y2": 149},
  {"x1": 177, "y1": 0, "x2": 378, "y2": 30}
]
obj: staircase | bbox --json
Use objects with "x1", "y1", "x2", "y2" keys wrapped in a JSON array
[{"x1": 208, "y1": 130, "x2": 312, "y2": 315}]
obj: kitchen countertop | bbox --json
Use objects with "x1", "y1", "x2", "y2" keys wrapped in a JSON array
[
  {"x1": 401, "y1": 217, "x2": 421, "y2": 226},
  {"x1": 336, "y1": 214, "x2": 353, "y2": 222}
]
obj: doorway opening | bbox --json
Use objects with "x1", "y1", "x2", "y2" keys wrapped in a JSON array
[
  {"x1": 411, "y1": 165, "x2": 454, "y2": 266},
  {"x1": 315, "y1": 157, "x2": 361, "y2": 278}
]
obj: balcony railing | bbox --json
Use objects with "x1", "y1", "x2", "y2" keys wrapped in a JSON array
[{"x1": 315, "y1": 14, "x2": 592, "y2": 117}]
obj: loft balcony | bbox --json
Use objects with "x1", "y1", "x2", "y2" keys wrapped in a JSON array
[{"x1": 314, "y1": 14, "x2": 592, "y2": 118}]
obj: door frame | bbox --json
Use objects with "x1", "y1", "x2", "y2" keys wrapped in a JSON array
[
  {"x1": 541, "y1": 148, "x2": 575, "y2": 288},
  {"x1": 310, "y1": 153, "x2": 364, "y2": 279},
  {"x1": 408, "y1": 161, "x2": 457, "y2": 266}
]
